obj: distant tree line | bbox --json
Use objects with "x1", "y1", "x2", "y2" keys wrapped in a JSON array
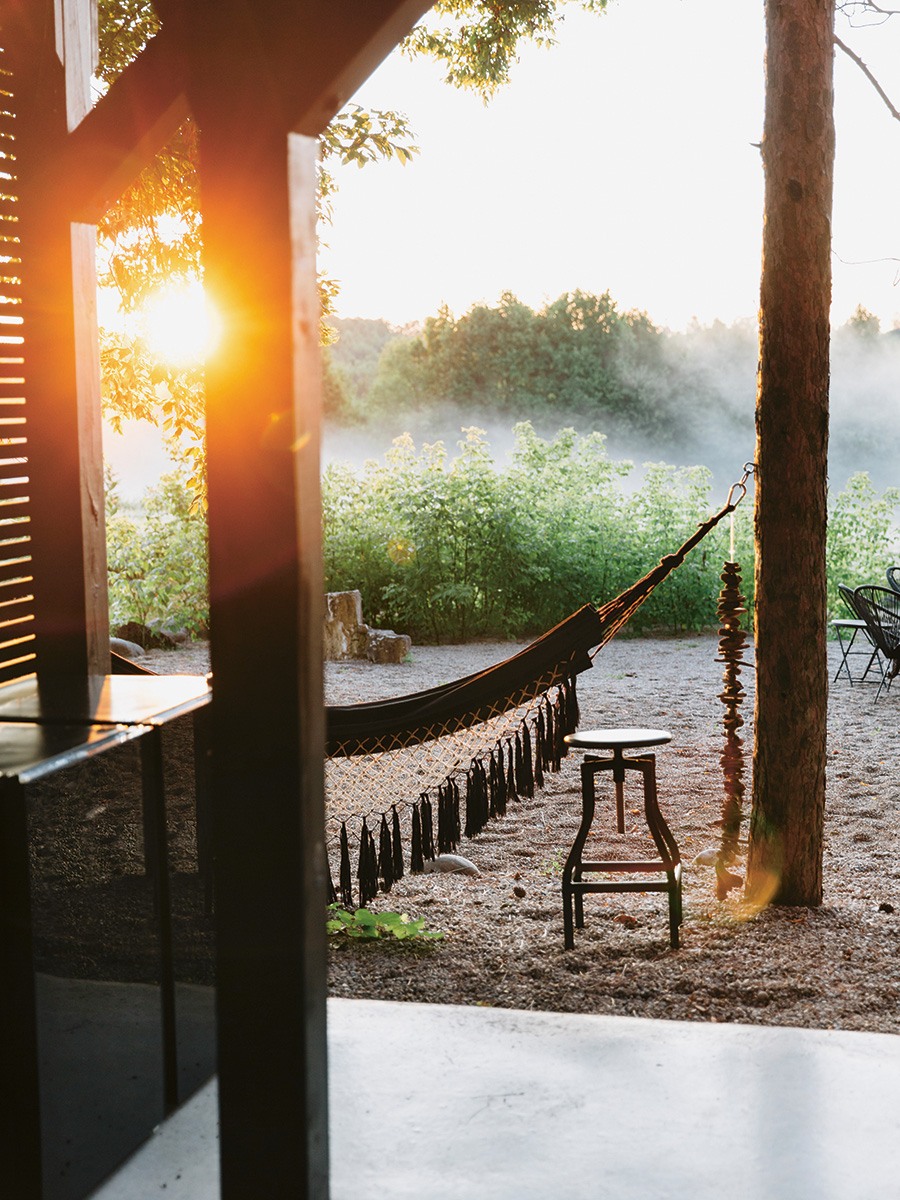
[
  {"x1": 327, "y1": 296, "x2": 900, "y2": 491},
  {"x1": 331, "y1": 290, "x2": 696, "y2": 442}
]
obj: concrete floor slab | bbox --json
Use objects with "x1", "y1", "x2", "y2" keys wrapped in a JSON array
[{"x1": 89, "y1": 998, "x2": 900, "y2": 1200}]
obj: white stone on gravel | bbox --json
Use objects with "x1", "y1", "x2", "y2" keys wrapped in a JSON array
[
  {"x1": 422, "y1": 854, "x2": 480, "y2": 876},
  {"x1": 694, "y1": 847, "x2": 719, "y2": 866}
]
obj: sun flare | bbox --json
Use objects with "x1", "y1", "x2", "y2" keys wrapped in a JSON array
[{"x1": 140, "y1": 282, "x2": 221, "y2": 368}]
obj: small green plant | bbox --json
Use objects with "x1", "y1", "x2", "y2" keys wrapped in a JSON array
[
  {"x1": 539, "y1": 849, "x2": 566, "y2": 878},
  {"x1": 326, "y1": 903, "x2": 444, "y2": 942}
]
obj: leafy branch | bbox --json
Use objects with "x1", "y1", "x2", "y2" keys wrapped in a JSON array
[{"x1": 404, "y1": 0, "x2": 609, "y2": 99}]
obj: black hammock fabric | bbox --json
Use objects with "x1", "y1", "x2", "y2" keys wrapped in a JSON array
[
  {"x1": 326, "y1": 604, "x2": 602, "y2": 756},
  {"x1": 325, "y1": 494, "x2": 738, "y2": 759}
]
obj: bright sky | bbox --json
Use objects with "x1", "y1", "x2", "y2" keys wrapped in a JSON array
[{"x1": 322, "y1": 0, "x2": 900, "y2": 333}]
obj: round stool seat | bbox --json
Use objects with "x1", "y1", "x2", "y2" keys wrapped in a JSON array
[{"x1": 564, "y1": 727, "x2": 672, "y2": 752}]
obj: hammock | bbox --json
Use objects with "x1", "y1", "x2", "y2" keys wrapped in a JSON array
[{"x1": 325, "y1": 470, "x2": 751, "y2": 908}]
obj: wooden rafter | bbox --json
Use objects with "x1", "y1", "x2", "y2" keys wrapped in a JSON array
[
  {"x1": 50, "y1": 0, "x2": 431, "y2": 223},
  {"x1": 60, "y1": 27, "x2": 191, "y2": 223}
]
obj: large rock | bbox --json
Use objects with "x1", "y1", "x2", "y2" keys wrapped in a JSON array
[
  {"x1": 113, "y1": 622, "x2": 177, "y2": 650},
  {"x1": 110, "y1": 637, "x2": 145, "y2": 659},
  {"x1": 323, "y1": 591, "x2": 368, "y2": 660},
  {"x1": 324, "y1": 591, "x2": 411, "y2": 663},
  {"x1": 366, "y1": 629, "x2": 411, "y2": 664}
]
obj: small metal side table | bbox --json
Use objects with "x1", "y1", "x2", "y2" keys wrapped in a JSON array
[
  {"x1": 830, "y1": 618, "x2": 883, "y2": 685},
  {"x1": 561, "y1": 728, "x2": 683, "y2": 950}
]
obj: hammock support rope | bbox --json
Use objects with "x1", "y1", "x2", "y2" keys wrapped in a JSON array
[{"x1": 326, "y1": 467, "x2": 754, "y2": 908}]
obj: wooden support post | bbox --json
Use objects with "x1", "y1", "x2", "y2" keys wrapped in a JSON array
[
  {"x1": 201, "y1": 117, "x2": 328, "y2": 1196},
  {"x1": 0, "y1": 777, "x2": 41, "y2": 1199},
  {"x1": 185, "y1": 6, "x2": 430, "y2": 1191}
]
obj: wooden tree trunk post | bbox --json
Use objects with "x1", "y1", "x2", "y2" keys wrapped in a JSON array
[{"x1": 748, "y1": 0, "x2": 835, "y2": 907}]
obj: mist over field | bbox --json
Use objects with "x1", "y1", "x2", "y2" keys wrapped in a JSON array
[
  {"x1": 829, "y1": 331, "x2": 900, "y2": 492},
  {"x1": 324, "y1": 309, "x2": 900, "y2": 497},
  {"x1": 103, "y1": 304, "x2": 899, "y2": 505}
]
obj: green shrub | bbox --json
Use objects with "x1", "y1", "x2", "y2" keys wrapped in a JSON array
[
  {"x1": 826, "y1": 472, "x2": 900, "y2": 617},
  {"x1": 322, "y1": 424, "x2": 759, "y2": 641},
  {"x1": 107, "y1": 435, "x2": 900, "y2": 645},
  {"x1": 107, "y1": 468, "x2": 209, "y2": 636}
]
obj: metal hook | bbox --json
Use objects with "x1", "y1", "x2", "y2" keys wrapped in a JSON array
[{"x1": 725, "y1": 462, "x2": 757, "y2": 509}]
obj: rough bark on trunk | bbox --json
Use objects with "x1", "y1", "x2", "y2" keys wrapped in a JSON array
[{"x1": 748, "y1": 0, "x2": 835, "y2": 907}]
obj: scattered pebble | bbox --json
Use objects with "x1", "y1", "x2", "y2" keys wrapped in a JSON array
[{"x1": 613, "y1": 913, "x2": 639, "y2": 929}]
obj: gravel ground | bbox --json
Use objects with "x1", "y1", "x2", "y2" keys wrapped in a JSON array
[{"x1": 139, "y1": 633, "x2": 900, "y2": 1035}]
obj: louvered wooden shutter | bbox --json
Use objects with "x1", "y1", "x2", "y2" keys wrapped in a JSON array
[{"x1": 0, "y1": 48, "x2": 36, "y2": 681}]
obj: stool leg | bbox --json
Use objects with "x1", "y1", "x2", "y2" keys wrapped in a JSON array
[
  {"x1": 667, "y1": 866, "x2": 683, "y2": 950},
  {"x1": 637, "y1": 756, "x2": 683, "y2": 951},
  {"x1": 562, "y1": 884, "x2": 574, "y2": 950},
  {"x1": 562, "y1": 760, "x2": 597, "y2": 949},
  {"x1": 639, "y1": 756, "x2": 681, "y2": 872},
  {"x1": 613, "y1": 749, "x2": 626, "y2": 833}
]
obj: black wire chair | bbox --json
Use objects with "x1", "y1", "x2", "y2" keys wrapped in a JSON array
[
  {"x1": 853, "y1": 585, "x2": 900, "y2": 700},
  {"x1": 886, "y1": 566, "x2": 900, "y2": 595},
  {"x1": 832, "y1": 584, "x2": 884, "y2": 685}
]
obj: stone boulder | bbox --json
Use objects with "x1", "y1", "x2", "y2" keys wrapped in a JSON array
[
  {"x1": 366, "y1": 629, "x2": 412, "y2": 664},
  {"x1": 110, "y1": 637, "x2": 146, "y2": 660},
  {"x1": 324, "y1": 591, "x2": 412, "y2": 663},
  {"x1": 113, "y1": 622, "x2": 178, "y2": 650}
]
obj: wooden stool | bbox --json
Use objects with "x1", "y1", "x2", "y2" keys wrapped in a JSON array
[{"x1": 562, "y1": 728, "x2": 683, "y2": 950}]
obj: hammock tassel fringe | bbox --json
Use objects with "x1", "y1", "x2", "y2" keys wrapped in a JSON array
[{"x1": 329, "y1": 675, "x2": 580, "y2": 909}]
